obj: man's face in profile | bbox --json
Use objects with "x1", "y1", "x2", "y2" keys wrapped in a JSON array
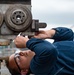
[{"x1": 8, "y1": 50, "x2": 35, "y2": 74}]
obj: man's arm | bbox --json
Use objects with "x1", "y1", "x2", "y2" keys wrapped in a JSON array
[
  {"x1": 52, "y1": 27, "x2": 73, "y2": 41},
  {"x1": 34, "y1": 29, "x2": 55, "y2": 39},
  {"x1": 14, "y1": 36, "x2": 58, "y2": 63},
  {"x1": 26, "y1": 38, "x2": 58, "y2": 74},
  {"x1": 34, "y1": 27, "x2": 74, "y2": 41}
]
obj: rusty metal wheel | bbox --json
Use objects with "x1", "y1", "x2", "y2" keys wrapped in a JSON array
[
  {"x1": 5, "y1": 5, "x2": 32, "y2": 32},
  {"x1": 0, "y1": 12, "x2": 3, "y2": 27}
]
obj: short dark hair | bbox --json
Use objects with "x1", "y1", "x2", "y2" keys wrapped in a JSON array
[
  {"x1": 5, "y1": 57, "x2": 21, "y2": 75},
  {"x1": 5, "y1": 57, "x2": 33, "y2": 75}
]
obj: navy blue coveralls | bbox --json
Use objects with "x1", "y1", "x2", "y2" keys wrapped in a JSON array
[{"x1": 26, "y1": 27, "x2": 74, "y2": 75}]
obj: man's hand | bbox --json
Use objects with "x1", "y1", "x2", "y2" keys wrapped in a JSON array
[
  {"x1": 34, "y1": 30, "x2": 48, "y2": 39},
  {"x1": 34, "y1": 30, "x2": 55, "y2": 39},
  {"x1": 14, "y1": 36, "x2": 29, "y2": 48}
]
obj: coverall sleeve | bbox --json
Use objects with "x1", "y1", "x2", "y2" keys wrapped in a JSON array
[
  {"x1": 52, "y1": 27, "x2": 73, "y2": 42},
  {"x1": 26, "y1": 38, "x2": 58, "y2": 74}
]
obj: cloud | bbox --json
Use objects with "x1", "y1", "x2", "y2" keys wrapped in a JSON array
[
  {"x1": 32, "y1": 0, "x2": 74, "y2": 25},
  {"x1": 32, "y1": 0, "x2": 74, "y2": 13}
]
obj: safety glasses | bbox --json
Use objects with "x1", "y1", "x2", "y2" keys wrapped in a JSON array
[{"x1": 14, "y1": 53, "x2": 21, "y2": 72}]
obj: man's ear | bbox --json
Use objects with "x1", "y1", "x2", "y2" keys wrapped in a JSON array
[
  {"x1": 21, "y1": 69, "x2": 29, "y2": 75},
  {"x1": 19, "y1": 52, "x2": 24, "y2": 56}
]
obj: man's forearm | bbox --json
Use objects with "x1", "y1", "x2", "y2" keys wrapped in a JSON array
[
  {"x1": 52, "y1": 27, "x2": 73, "y2": 41},
  {"x1": 26, "y1": 38, "x2": 58, "y2": 62}
]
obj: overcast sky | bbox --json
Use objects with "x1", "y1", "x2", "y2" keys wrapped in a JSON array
[{"x1": 31, "y1": 0, "x2": 74, "y2": 30}]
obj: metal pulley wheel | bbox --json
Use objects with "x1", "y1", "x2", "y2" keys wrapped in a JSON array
[
  {"x1": 5, "y1": 5, "x2": 32, "y2": 31},
  {"x1": 0, "y1": 12, "x2": 3, "y2": 27},
  {"x1": 11, "y1": 10, "x2": 27, "y2": 25}
]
